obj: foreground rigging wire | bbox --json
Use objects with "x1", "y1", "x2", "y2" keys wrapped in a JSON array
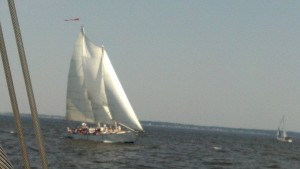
[
  {"x1": 7, "y1": 0, "x2": 48, "y2": 168},
  {"x1": 0, "y1": 146, "x2": 13, "y2": 169},
  {"x1": 0, "y1": 20, "x2": 30, "y2": 169}
]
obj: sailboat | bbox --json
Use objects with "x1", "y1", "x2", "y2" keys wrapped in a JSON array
[
  {"x1": 276, "y1": 116, "x2": 292, "y2": 143},
  {"x1": 64, "y1": 27, "x2": 143, "y2": 143}
]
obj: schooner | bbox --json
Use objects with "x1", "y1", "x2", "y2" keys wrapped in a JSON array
[{"x1": 64, "y1": 27, "x2": 143, "y2": 143}]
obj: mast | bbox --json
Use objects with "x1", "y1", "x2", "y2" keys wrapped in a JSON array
[{"x1": 81, "y1": 25, "x2": 85, "y2": 34}]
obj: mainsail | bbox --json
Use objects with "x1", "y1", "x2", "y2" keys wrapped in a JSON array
[{"x1": 66, "y1": 27, "x2": 143, "y2": 131}]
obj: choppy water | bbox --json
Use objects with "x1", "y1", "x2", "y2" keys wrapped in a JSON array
[{"x1": 0, "y1": 115, "x2": 300, "y2": 169}]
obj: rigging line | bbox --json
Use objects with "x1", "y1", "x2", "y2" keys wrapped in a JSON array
[
  {"x1": 0, "y1": 21, "x2": 30, "y2": 169},
  {"x1": 0, "y1": 146, "x2": 13, "y2": 169},
  {"x1": 7, "y1": 0, "x2": 48, "y2": 168},
  {"x1": 118, "y1": 122, "x2": 136, "y2": 132}
]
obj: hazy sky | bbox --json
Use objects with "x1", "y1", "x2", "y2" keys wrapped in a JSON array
[{"x1": 0, "y1": 0, "x2": 300, "y2": 132}]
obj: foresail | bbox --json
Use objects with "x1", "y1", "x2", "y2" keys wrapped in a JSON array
[
  {"x1": 102, "y1": 50, "x2": 143, "y2": 131},
  {"x1": 82, "y1": 35, "x2": 113, "y2": 124}
]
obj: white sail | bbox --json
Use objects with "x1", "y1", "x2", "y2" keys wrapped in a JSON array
[
  {"x1": 66, "y1": 27, "x2": 143, "y2": 131},
  {"x1": 66, "y1": 30, "x2": 94, "y2": 123},
  {"x1": 80, "y1": 31, "x2": 113, "y2": 124},
  {"x1": 102, "y1": 50, "x2": 143, "y2": 131},
  {"x1": 277, "y1": 116, "x2": 287, "y2": 138}
]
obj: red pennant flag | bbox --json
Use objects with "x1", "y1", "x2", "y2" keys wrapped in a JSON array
[{"x1": 65, "y1": 18, "x2": 80, "y2": 21}]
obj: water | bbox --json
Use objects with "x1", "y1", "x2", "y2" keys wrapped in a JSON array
[{"x1": 0, "y1": 115, "x2": 300, "y2": 169}]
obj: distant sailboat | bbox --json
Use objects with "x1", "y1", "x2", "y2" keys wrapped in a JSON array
[
  {"x1": 64, "y1": 27, "x2": 143, "y2": 143},
  {"x1": 276, "y1": 116, "x2": 292, "y2": 143}
]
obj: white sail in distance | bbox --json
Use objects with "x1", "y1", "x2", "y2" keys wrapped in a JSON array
[
  {"x1": 277, "y1": 116, "x2": 287, "y2": 138},
  {"x1": 66, "y1": 27, "x2": 143, "y2": 131}
]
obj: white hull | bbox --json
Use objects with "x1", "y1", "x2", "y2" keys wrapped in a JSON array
[
  {"x1": 64, "y1": 131, "x2": 137, "y2": 143},
  {"x1": 277, "y1": 137, "x2": 292, "y2": 143}
]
